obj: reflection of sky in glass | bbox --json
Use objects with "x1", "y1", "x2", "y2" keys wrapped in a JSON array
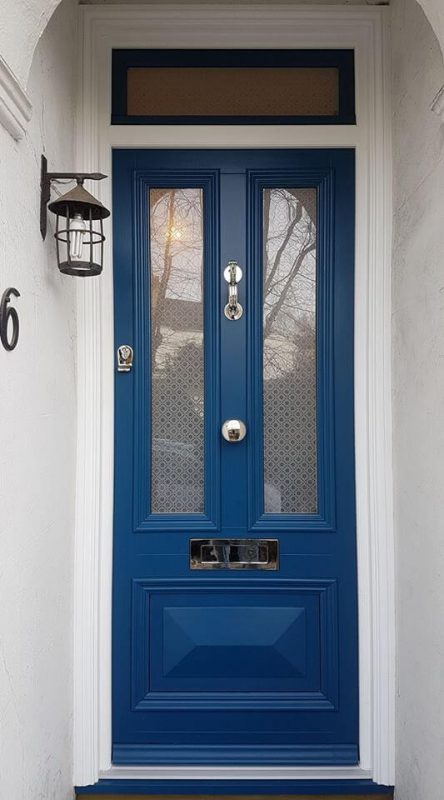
[
  {"x1": 263, "y1": 188, "x2": 317, "y2": 514},
  {"x1": 150, "y1": 188, "x2": 203, "y2": 374},
  {"x1": 264, "y1": 188, "x2": 316, "y2": 380},
  {"x1": 149, "y1": 188, "x2": 204, "y2": 514},
  {"x1": 150, "y1": 188, "x2": 203, "y2": 303}
]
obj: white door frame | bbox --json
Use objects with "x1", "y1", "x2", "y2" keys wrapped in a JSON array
[{"x1": 74, "y1": 4, "x2": 394, "y2": 788}]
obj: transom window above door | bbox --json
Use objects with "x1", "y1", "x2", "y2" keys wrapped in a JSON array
[{"x1": 111, "y1": 49, "x2": 356, "y2": 125}]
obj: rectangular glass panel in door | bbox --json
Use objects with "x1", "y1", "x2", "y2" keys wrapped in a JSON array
[
  {"x1": 263, "y1": 188, "x2": 317, "y2": 514},
  {"x1": 149, "y1": 188, "x2": 204, "y2": 514}
]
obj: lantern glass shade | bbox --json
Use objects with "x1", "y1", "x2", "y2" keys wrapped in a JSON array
[{"x1": 48, "y1": 183, "x2": 110, "y2": 277}]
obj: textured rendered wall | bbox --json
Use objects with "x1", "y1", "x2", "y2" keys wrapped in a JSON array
[
  {"x1": 0, "y1": 1, "x2": 78, "y2": 799},
  {"x1": 417, "y1": 1, "x2": 444, "y2": 61},
  {"x1": 391, "y1": 1, "x2": 444, "y2": 798}
]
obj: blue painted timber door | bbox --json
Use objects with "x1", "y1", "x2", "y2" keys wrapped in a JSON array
[{"x1": 112, "y1": 149, "x2": 358, "y2": 766}]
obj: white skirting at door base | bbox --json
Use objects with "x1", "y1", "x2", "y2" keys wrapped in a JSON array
[
  {"x1": 74, "y1": 4, "x2": 394, "y2": 788},
  {"x1": 98, "y1": 765, "x2": 373, "y2": 781}
]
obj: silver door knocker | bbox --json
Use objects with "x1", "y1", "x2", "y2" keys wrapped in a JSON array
[
  {"x1": 117, "y1": 344, "x2": 134, "y2": 372},
  {"x1": 223, "y1": 260, "x2": 243, "y2": 320}
]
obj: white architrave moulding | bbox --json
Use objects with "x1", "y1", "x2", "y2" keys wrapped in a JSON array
[
  {"x1": 0, "y1": 55, "x2": 32, "y2": 140},
  {"x1": 74, "y1": 3, "x2": 395, "y2": 789}
]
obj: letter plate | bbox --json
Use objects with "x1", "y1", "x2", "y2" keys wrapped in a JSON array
[{"x1": 190, "y1": 538, "x2": 278, "y2": 570}]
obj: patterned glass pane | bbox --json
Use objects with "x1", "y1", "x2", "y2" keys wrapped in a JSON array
[
  {"x1": 263, "y1": 188, "x2": 317, "y2": 514},
  {"x1": 150, "y1": 188, "x2": 204, "y2": 514},
  {"x1": 127, "y1": 67, "x2": 339, "y2": 118}
]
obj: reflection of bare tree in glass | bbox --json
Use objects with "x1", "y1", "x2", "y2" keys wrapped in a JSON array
[
  {"x1": 149, "y1": 188, "x2": 204, "y2": 514},
  {"x1": 263, "y1": 188, "x2": 317, "y2": 514},
  {"x1": 151, "y1": 188, "x2": 175, "y2": 357}
]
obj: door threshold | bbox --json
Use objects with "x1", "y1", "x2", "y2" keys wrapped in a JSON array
[
  {"x1": 76, "y1": 778, "x2": 394, "y2": 796},
  {"x1": 77, "y1": 795, "x2": 394, "y2": 800}
]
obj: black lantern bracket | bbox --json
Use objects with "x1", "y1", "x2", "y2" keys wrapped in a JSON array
[{"x1": 40, "y1": 154, "x2": 107, "y2": 240}]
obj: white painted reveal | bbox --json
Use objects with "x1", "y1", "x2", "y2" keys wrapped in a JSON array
[
  {"x1": 391, "y1": 1, "x2": 444, "y2": 799},
  {"x1": 0, "y1": 1, "x2": 78, "y2": 799}
]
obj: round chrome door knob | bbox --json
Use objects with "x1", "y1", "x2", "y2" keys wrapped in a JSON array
[{"x1": 221, "y1": 419, "x2": 247, "y2": 442}]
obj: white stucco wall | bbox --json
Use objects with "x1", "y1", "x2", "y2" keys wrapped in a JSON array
[
  {"x1": 416, "y1": 1, "x2": 444, "y2": 60},
  {"x1": 0, "y1": 1, "x2": 444, "y2": 798},
  {"x1": 391, "y1": 1, "x2": 444, "y2": 798},
  {"x1": 0, "y1": 1, "x2": 78, "y2": 798},
  {"x1": 0, "y1": 0, "x2": 61, "y2": 90}
]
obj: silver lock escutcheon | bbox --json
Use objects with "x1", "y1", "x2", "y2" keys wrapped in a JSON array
[{"x1": 117, "y1": 344, "x2": 134, "y2": 372}]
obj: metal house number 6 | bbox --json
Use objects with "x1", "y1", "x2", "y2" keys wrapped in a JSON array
[{"x1": 0, "y1": 288, "x2": 20, "y2": 351}]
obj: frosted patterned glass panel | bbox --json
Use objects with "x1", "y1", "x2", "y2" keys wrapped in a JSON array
[
  {"x1": 150, "y1": 188, "x2": 204, "y2": 514},
  {"x1": 263, "y1": 188, "x2": 317, "y2": 514},
  {"x1": 127, "y1": 67, "x2": 339, "y2": 118}
]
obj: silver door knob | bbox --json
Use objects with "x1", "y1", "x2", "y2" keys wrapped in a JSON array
[{"x1": 221, "y1": 419, "x2": 247, "y2": 442}]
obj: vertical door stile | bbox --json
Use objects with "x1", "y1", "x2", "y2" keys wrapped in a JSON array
[{"x1": 220, "y1": 169, "x2": 248, "y2": 533}]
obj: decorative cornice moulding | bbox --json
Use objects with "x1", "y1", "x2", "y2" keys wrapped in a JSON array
[
  {"x1": 431, "y1": 84, "x2": 444, "y2": 122},
  {"x1": 0, "y1": 55, "x2": 32, "y2": 140}
]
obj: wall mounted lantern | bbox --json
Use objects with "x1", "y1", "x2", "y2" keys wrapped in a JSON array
[{"x1": 40, "y1": 155, "x2": 110, "y2": 277}]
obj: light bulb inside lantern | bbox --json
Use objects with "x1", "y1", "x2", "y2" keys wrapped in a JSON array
[{"x1": 69, "y1": 213, "x2": 87, "y2": 261}]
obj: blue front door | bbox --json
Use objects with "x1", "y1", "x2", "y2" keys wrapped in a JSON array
[{"x1": 112, "y1": 149, "x2": 358, "y2": 766}]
